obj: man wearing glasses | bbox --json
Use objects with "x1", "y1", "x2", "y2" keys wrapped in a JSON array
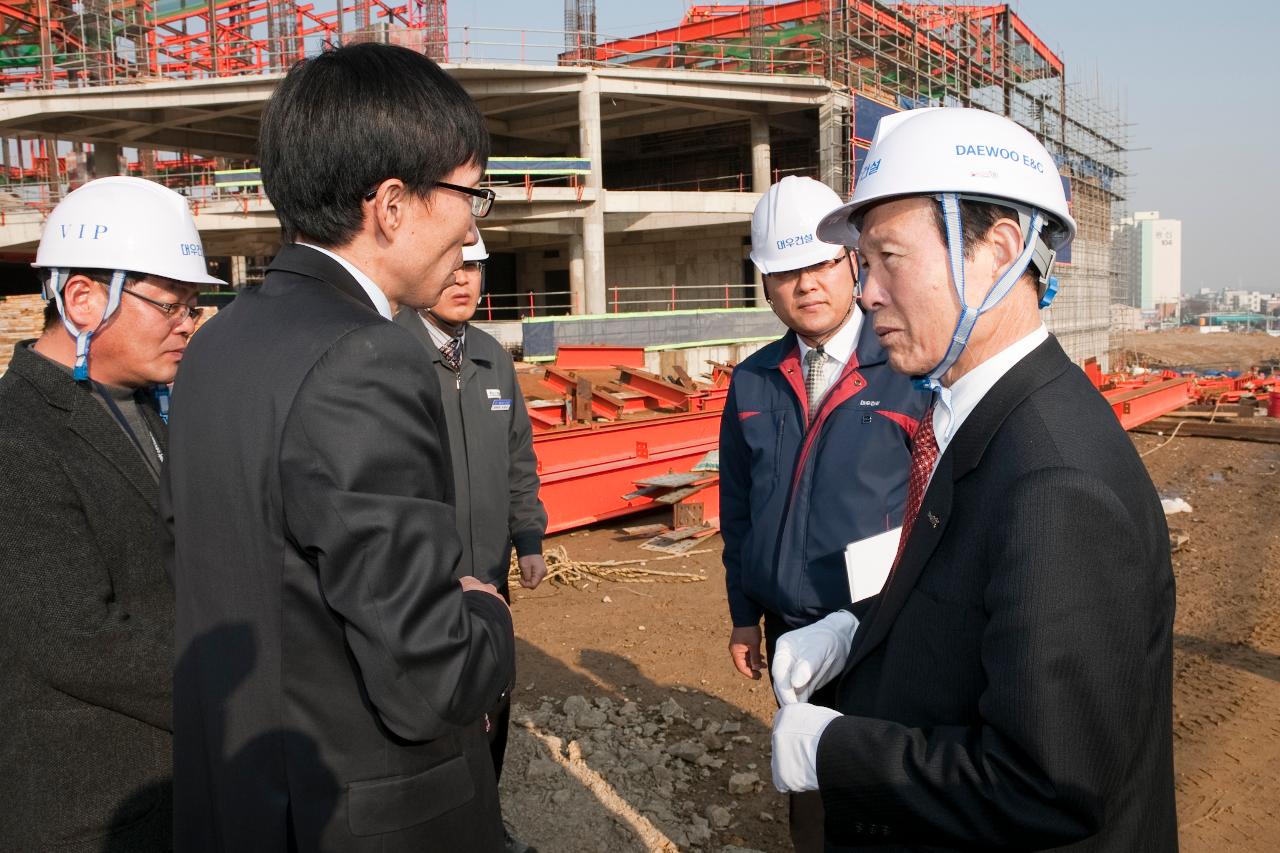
[
  {"x1": 163, "y1": 44, "x2": 516, "y2": 851},
  {"x1": 719, "y1": 176, "x2": 925, "y2": 851},
  {"x1": 0, "y1": 176, "x2": 222, "y2": 851}
]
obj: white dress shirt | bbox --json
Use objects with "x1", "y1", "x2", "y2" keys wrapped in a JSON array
[
  {"x1": 796, "y1": 305, "x2": 864, "y2": 399},
  {"x1": 932, "y1": 324, "x2": 1050, "y2": 464},
  {"x1": 296, "y1": 242, "x2": 394, "y2": 321}
]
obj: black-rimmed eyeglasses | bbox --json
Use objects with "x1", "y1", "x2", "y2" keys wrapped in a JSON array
[
  {"x1": 101, "y1": 280, "x2": 203, "y2": 323},
  {"x1": 363, "y1": 181, "x2": 496, "y2": 218}
]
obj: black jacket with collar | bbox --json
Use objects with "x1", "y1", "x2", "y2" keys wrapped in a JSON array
[
  {"x1": 0, "y1": 342, "x2": 173, "y2": 852},
  {"x1": 393, "y1": 309, "x2": 546, "y2": 590},
  {"x1": 815, "y1": 335, "x2": 1177, "y2": 852},
  {"x1": 163, "y1": 244, "x2": 515, "y2": 852}
]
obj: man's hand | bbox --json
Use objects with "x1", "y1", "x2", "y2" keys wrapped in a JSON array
[
  {"x1": 729, "y1": 624, "x2": 764, "y2": 679},
  {"x1": 517, "y1": 554, "x2": 548, "y2": 590},
  {"x1": 771, "y1": 610, "x2": 859, "y2": 705},
  {"x1": 460, "y1": 575, "x2": 507, "y2": 605},
  {"x1": 772, "y1": 703, "x2": 842, "y2": 792}
]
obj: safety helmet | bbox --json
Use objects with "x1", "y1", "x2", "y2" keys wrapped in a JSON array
[
  {"x1": 815, "y1": 107, "x2": 1075, "y2": 393},
  {"x1": 462, "y1": 233, "x2": 488, "y2": 263},
  {"x1": 816, "y1": 107, "x2": 1076, "y2": 252},
  {"x1": 749, "y1": 176, "x2": 846, "y2": 275},
  {"x1": 33, "y1": 176, "x2": 224, "y2": 380}
]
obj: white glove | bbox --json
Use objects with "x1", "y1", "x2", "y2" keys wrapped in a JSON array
[
  {"x1": 772, "y1": 703, "x2": 842, "y2": 792},
  {"x1": 770, "y1": 609, "x2": 859, "y2": 706}
]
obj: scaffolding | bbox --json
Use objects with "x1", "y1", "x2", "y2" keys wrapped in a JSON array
[
  {"x1": 593, "y1": 1, "x2": 1128, "y2": 368},
  {"x1": 0, "y1": 0, "x2": 448, "y2": 90}
]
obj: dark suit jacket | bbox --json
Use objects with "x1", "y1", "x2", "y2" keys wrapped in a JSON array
[
  {"x1": 816, "y1": 336, "x2": 1178, "y2": 852},
  {"x1": 0, "y1": 343, "x2": 173, "y2": 852},
  {"x1": 393, "y1": 311, "x2": 546, "y2": 590},
  {"x1": 163, "y1": 244, "x2": 516, "y2": 852}
]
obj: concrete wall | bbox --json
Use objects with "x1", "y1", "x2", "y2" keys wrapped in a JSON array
[{"x1": 604, "y1": 225, "x2": 754, "y2": 313}]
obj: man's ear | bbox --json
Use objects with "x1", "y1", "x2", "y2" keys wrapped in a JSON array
[
  {"x1": 368, "y1": 178, "x2": 410, "y2": 242},
  {"x1": 986, "y1": 216, "x2": 1025, "y2": 284},
  {"x1": 60, "y1": 274, "x2": 108, "y2": 331}
]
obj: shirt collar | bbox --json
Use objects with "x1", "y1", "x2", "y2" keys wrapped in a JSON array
[
  {"x1": 296, "y1": 242, "x2": 393, "y2": 321},
  {"x1": 419, "y1": 311, "x2": 465, "y2": 350},
  {"x1": 796, "y1": 304, "x2": 863, "y2": 368},
  {"x1": 934, "y1": 324, "x2": 1049, "y2": 454}
]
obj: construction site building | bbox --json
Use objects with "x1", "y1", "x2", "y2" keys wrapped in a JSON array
[{"x1": 0, "y1": 1, "x2": 1128, "y2": 368}]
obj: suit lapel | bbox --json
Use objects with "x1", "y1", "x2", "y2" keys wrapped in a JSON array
[
  {"x1": 846, "y1": 335, "x2": 1073, "y2": 668},
  {"x1": 67, "y1": 391, "x2": 160, "y2": 511},
  {"x1": 848, "y1": 450, "x2": 954, "y2": 668}
]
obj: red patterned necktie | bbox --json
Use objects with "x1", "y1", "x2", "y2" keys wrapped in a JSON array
[{"x1": 893, "y1": 404, "x2": 939, "y2": 566}]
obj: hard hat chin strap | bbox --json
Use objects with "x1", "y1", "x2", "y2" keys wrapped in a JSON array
[
  {"x1": 912, "y1": 193, "x2": 1044, "y2": 393},
  {"x1": 45, "y1": 268, "x2": 126, "y2": 381}
]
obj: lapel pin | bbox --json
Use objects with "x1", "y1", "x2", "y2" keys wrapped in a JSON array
[{"x1": 927, "y1": 511, "x2": 940, "y2": 528}]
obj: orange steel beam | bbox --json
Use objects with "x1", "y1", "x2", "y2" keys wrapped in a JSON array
[
  {"x1": 553, "y1": 345, "x2": 647, "y2": 370},
  {"x1": 533, "y1": 409, "x2": 721, "y2": 532},
  {"x1": 897, "y1": 4, "x2": 1063, "y2": 75},
  {"x1": 1102, "y1": 377, "x2": 1197, "y2": 430},
  {"x1": 594, "y1": 0, "x2": 825, "y2": 58}
]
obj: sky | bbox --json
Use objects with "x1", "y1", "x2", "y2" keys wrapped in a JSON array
[{"x1": 445, "y1": 1, "x2": 1280, "y2": 294}]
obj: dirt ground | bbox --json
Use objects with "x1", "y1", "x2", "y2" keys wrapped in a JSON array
[
  {"x1": 500, "y1": 436, "x2": 1280, "y2": 852},
  {"x1": 1116, "y1": 328, "x2": 1280, "y2": 372}
]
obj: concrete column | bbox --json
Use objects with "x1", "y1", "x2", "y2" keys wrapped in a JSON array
[
  {"x1": 818, "y1": 91, "x2": 850, "y2": 199},
  {"x1": 93, "y1": 142, "x2": 121, "y2": 177},
  {"x1": 750, "y1": 113, "x2": 771, "y2": 192},
  {"x1": 750, "y1": 113, "x2": 771, "y2": 305},
  {"x1": 578, "y1": 72, "x2": 606, "y2": 315},
  {"x1": 568, "y1": 233, "x2": 585, "y2": 314},
  {"x1": 231, "y1": 255, "x2": 248, "y2": 288}
]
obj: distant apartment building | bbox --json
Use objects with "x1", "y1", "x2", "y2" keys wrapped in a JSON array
[{"x1": 1118, "y1": 211, "x2": 1182, "y2": 314}]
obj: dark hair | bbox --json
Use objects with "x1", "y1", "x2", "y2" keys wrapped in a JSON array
[
  {"x1": 929, "y1": 198, "x2": 1039, "y2": 287},
  {"x1": 929, "y1": 198, "x2": 1020, "y2": 260},
  {"x1": 258, "y1": 43, "x2": 490, "y2": 246}
]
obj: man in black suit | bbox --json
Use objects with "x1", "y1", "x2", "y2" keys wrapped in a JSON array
[
  {"x1": 769, "y1": 107, "x2": 1178, "y2": 851},
  {"x1": 0, "y1": 176, "x2": 223, "y2": 851},
  {"x1": 163, "y1": 44, "x2": 515, "y2": 851}
]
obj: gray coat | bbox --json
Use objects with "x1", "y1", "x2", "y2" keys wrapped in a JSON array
[
  {"x1": 394, "y1": 311, "x2": 546, "y2": 590},
  {"x1": 0, "y1": 342, "x2": 172, "y2": 853}
]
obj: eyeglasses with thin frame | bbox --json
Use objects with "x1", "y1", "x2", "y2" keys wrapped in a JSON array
[
  {"x1": 101, "y1": 280, "x2": 204, "y2": 323},
  {"x1": 362, "y1": 181, "x2": 496, "y2": 218},
  {"x1": 764, "y1": 250, "x2": 859, "y2": 289}
]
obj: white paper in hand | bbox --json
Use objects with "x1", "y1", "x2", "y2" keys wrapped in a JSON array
[{"x1": 844, "y1": 526, "x2": 902, "y2": 604}]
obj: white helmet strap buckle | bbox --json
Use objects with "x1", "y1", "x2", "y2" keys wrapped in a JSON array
[{"x1": 914, "y1": 193, "x2": 1044, "y2": 393}]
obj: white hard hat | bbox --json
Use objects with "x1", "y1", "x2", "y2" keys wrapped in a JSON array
[
  {"x1": 816, "y1": 107, "x2": 1076, "y2": 249},
  {"x1": 749, "y1": 176, "x2": 845, "y2": 275},
  {"x1": 34, "y1": 176, "x2": 222, "y2": 380},
  {"x1": 463, "y1": 232, "x2": 488, "y2": 263},
  {"x1": 34, "y1": 176, "x2": 225, "y2": 286}
]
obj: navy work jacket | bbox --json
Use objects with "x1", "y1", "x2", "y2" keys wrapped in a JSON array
[{"x1": 719, "y1": 318, "x2": 927, "y2": 629}]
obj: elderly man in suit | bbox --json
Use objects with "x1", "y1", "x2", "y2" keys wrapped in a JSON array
[
  {"x1": 769, "y1": 107, "x2": 1177, "y2": 852},
  {"x1": 163, "y1": 44, "x2": 516, "y2": 851},
  {"x1": 0, "y1": 176, "x2": 223, "y2": 851}
]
